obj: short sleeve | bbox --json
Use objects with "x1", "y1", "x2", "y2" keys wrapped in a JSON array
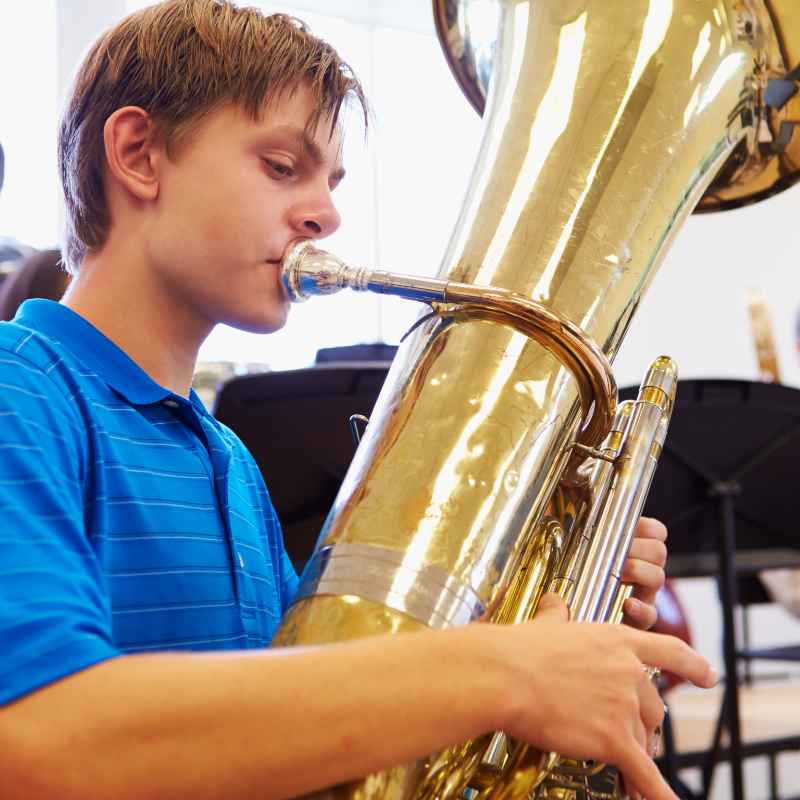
[
  {"x1": 262, "y1": 490, "x2": 299, "y2": 614},
  {"x1": 278, "y1": 543, "x2": 299, "y2": 611},
  {"x1": 247, "y1": 459, "x2": 298, "y2": 615},
  {"x1": 0, "y1": 351, "x2": 119, "y2": 705}
]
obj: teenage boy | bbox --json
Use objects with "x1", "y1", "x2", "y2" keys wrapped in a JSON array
[{"x1": 0, "y1": 3, "x2": 714, "y2": 800}]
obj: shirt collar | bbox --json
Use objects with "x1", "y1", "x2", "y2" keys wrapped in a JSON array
[{"x1": 13, "y1": 299, "x2": 205, "y2": 409}]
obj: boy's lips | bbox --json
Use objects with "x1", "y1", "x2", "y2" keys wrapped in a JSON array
[
  {"x1": 264, "y1": 258, "x2": 291, "y2": 301},
  {"x1": 268, "y1": 239, "x2": 311, "y2": 267}
]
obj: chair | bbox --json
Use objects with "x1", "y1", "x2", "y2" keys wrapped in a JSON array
[
  {"x1": 213, "y1": 358, "x2": 391, "y2": 571},
  {"x1": 0, "y1": 248, "x2": 69, "y2": 321}
]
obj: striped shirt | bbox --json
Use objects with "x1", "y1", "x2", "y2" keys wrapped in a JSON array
[{"x1": 0, "y1": 299, "x2": 298, "y2": 705}]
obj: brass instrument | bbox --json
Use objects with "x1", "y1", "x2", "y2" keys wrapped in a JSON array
[{"x1": 273, "y1": 2, "x2": 800, "y2": 799}]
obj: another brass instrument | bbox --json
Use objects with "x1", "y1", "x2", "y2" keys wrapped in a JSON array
[
  {"x1": 273, "y1": 2, "x2": 800, "y2": 799},
  {"x1": 747, "y1": 289, "x2": 782, "y2": 382}
]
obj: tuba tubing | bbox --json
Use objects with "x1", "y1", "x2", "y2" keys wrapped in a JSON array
[{"x1": 281, "y1": 239, "x2": 618, "y2": 455}]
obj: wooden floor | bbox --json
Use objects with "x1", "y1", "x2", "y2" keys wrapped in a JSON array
[
  {"x1": 665, "y1": 681, "x2": 800, "y2": 753},
  {"x1": 656, "y1": 677, "x2": 800, "y2": 800}
]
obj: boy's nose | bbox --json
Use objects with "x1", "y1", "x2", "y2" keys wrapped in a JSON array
[{"x1": 293, "y1": 197, "x2": 341, "y2": 239}]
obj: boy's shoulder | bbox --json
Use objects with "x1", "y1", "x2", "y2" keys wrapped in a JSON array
[
  {"x1": 0, "y1": 320, "x2": 93, "y2": 452},
  {"x1": 0, "y1": 303, "x2": 118, "y2": 430},
  {"x1": 0, "y1": 315, "x2": 66, "y2": 369},
  {"x1": 0, "y1": 300, "x2": 152, "y2": 409}
]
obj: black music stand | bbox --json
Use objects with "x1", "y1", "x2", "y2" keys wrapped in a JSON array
[
  {"x1": 213, "y1": 362, "x2": 390, "y2": 571},
  {"x1": 620, "y1": 379, "x2": 800, "y2": 800}
]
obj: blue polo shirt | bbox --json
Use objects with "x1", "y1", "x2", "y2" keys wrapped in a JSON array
[{"x1": 0, "y1": 299, "x2": 298, "y2": 705}]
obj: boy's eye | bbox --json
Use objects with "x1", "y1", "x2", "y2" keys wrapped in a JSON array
[{"x1": 264, "y1": 159, "x2": 295, "y2": 179}]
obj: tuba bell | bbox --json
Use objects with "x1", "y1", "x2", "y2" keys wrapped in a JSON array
[{"x1": 272, "y1": 2, "x2": 800, "y2": 799}]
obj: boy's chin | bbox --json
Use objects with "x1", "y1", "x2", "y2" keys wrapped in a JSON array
[{"x1": 223, "y1": 305, "x2": 290, "y2": 334}]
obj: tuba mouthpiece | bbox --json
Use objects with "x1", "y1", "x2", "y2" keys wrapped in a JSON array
[{"x1": 280, "y1": 240, "x2": 371, "y2": 302}]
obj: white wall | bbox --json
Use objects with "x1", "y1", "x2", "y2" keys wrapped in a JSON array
[
  {"x1": 616, "y1": 192, "x2": 800, "y2": 391},
  {"x1": 0, "y1": 2, "x2": 59, "y2": 248},
  {"x1": 57, "y1": 0, "x2": 126, "y2": 104}
]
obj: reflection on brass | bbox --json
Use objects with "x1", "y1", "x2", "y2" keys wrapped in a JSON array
[
  {"x1": 434, "y1": 0, "x2": 800, "y2": 211},
  {"x1": 272, "y1": 2, "x2": 794, "y2": 799}
]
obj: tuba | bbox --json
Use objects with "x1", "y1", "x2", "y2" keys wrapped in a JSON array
[{"x1": 273, "y1": 2, "x2": 800, "y2": 799}]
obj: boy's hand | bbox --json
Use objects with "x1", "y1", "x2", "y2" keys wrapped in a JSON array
[
  {"x1": 621, "y1": 517, "x2": 668, "y2": 630},
  {"x1": 497, "y1": 594, "x2": 715, "y2": 800}
]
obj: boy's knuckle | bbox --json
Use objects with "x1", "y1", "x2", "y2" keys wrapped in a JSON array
[{"x1": 601, "y1": 727, "x2": 618, "y2": 753}]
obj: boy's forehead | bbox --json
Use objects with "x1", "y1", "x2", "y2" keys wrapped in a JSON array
[
  {"x1": 259, "y1": 84, "x2": 336, "y2": 130},
  {"x1": 252, "y1": 102, "x2": 345, "y2": 167},
  {"x1": 174, "y1": 92, "x2": 345, "y2": 168}
]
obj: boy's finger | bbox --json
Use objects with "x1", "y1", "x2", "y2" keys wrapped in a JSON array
[
  {"x1": 620, "y1": 559, "x2": 664, "y2": 593},
  {"x1": 631, "y1": 632, "x2": 717, "y2": 688},
  {"x1": 635, "y1": 517, "x2": 668, "y2": 542},
  {"x1": 627, "y1": 536, "x2": 668, "y2": 567},
  {"x1": 534, "y1": 592, "x2": 569, "y2": 621},
  {"x1": 623, "y1": 597, "x2": 658, "y2": 630},
  {"x1": 616, "y1": 739, "x2": 678, "y2": 800}
]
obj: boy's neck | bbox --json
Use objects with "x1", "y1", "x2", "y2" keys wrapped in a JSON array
[{"x1": 61, "y1": 248, "x2": 213, "y2": 399}]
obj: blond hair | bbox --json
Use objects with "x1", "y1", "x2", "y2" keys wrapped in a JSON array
[{"x1": 58, "y1": 0, "x2": 367, "y2": 273}]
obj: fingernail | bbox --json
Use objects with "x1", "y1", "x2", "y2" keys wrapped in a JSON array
[{"x1": 707, "y1": 666, "x2": 719, "y2": 686}]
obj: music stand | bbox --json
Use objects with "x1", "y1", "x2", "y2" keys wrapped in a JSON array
[
  {"x1": 620, "y1": 378, "x2": 800, "y2": 800},
  {"x1": 213, "y1": 363, "x2": 390, "y2": 571}
]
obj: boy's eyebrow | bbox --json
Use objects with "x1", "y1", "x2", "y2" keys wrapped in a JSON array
[{"x1": 265, "y1": 124, "x2": 346, "y2": 182}]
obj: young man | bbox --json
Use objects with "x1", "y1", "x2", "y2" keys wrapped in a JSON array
[{"x1": 0, "y1": 3, "x2": 714, "y2": 799}]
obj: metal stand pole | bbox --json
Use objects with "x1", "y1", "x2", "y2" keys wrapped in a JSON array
[{"x1": 713, "y1": 481, "x2": 745, "y2": 800}]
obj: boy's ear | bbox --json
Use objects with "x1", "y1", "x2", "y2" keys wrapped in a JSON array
[{"x1": 103, "y1": 106, "x2": 161, "y2": 201}]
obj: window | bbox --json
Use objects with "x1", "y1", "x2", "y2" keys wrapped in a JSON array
[{"x1": 369, "y1": 24, "x2": 481, "y2": 342}]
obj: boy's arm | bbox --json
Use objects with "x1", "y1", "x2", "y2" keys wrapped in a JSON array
[
  {"x1": 0, "y1": 599, "x2": 714, "y2": 800},
  {"x1": 0, "y1": 347, "x2": 118, "y2": 709}
]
